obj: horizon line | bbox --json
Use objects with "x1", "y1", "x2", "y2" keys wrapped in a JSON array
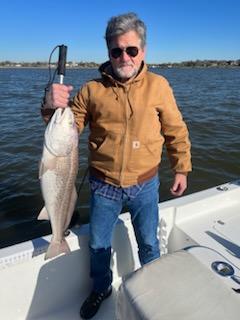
[{"x1": 1, "y1": 58, "x2": 240, "y2": 64}]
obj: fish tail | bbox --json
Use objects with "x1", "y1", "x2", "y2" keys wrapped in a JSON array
[{"x1": 44, "y1": 239, "x2": 71, "y2": 260}]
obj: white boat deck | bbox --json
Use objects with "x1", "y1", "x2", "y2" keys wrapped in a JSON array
[{"x1": 1, "y1": 180, "x2": 240, "y2": 319}]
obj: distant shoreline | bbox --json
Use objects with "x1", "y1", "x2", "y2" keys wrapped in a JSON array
[
  {"x1": 0, "y1": 66, "x2": 98, "y2": 69},
  {"x1": 0, "y1": 66, "x2": 239, "y2": 70},
  {"x1": 0, "y1": 59, "x2": 239, "y2": 69},
  {"x1": 0, "y1": 59, "x2": 240, "y2": 69}
]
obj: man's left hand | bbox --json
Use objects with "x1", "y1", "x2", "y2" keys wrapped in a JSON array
[{"x1": 170, "y1": 173, "x2": 187, "y2": 197}]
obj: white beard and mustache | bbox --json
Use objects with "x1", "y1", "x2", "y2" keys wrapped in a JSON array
[{"x1": 114, "y1": 63, "x2": 138, "y2": 80}]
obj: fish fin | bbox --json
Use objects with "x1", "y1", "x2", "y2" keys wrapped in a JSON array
[
  {"x1": 37, "y1": 206, "x2": 50, "y2": 220},
  {"x1": 63, "y1": 187, "x2": 78, "y2": 231},
  {"x1": 39, "y1": 160, "x2": 44, "y2": 179},
  {"x1": 44, "y1": 239, "x2": 71, "y2": 260}
]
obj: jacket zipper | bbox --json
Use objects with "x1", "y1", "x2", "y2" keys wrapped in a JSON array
[{"x1": 120, "y1": 87, "x2": 130, "y2": 185}]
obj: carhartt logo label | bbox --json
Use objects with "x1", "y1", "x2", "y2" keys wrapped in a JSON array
[{"x1": 133, "y1": 141, "x2": 140, "y2": 149}]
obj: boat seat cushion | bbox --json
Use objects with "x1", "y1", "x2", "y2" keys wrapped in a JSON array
[{"x1": 117, "y1": 250, "x2": 240, "y2": 320}]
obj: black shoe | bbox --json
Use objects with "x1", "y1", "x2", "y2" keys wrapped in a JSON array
[{"x1": 80, "y1": 286, "x2": 112, "y2": 319}]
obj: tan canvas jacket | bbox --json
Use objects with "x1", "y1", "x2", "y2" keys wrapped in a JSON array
[{"x1": 69, "y1": 61, "x2": 191, "y2": 187}]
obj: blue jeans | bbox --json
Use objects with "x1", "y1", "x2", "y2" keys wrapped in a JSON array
[{"x1": 89, "y1": 175, "x2": 160, "y2": 292}]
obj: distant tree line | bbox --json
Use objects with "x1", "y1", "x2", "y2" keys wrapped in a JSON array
[
  {"x1": 151, "y1": 59, "x2": 240, "y2": 68},
  {"x1": 0, "y1": 61, "x2": 100, "y2": 68},
  {"x1": 0, "y1": 59, "x2": 239, "y2": 68}
]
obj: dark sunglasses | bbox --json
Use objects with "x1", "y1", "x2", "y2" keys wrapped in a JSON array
[{"x1": 110, "y1": 46, "x2": 139, "y2": 59}]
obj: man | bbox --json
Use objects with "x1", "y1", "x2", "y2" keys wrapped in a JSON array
[{"x1": 41, "y1": 12, "x2": 191, "y2": 319}]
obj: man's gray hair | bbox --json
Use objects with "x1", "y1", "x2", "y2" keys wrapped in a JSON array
[{"x1": 105, "y1": 12, "x2": 146, "y2": 49}]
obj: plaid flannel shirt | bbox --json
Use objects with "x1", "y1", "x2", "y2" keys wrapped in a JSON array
[{"x1": 89, "y1": 175, "x2": 146, "y2": 201}]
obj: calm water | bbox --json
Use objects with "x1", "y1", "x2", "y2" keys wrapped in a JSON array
[{"x1": 0, "y1": 67, "x2": 240, "y2": 248}]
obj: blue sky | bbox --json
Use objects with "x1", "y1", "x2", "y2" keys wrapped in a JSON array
[{"x1": 1, "y1": 0, "x2": 239, "y2": 63}]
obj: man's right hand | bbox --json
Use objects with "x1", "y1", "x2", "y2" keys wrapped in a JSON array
[{"x1": 45, "y1": 84, "x2": 73, "y2": 109}]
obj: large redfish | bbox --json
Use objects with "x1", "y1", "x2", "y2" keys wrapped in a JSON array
[{"x1": 38, "y1": 107, "x2": 79, "y2": 260}]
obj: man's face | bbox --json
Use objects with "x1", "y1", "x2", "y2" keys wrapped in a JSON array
[{"x1": 108, "y1": 30, "x2": 146, "y2": 81}]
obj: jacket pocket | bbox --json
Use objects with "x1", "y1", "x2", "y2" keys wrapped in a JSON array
[
  {"x1": 128, "y1": 137, "x2": 163, "y2": 171},
  {"x1": 145, "y1": 138, "x2": 164, "y2": 158},
  {"x1": 89, "y1": 132, "x2": 123, "y2": 170}
]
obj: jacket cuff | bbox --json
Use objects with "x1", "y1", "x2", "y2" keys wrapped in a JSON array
[{"x1": 175, "y1": 171, "x2": 189, "y2": 176}]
